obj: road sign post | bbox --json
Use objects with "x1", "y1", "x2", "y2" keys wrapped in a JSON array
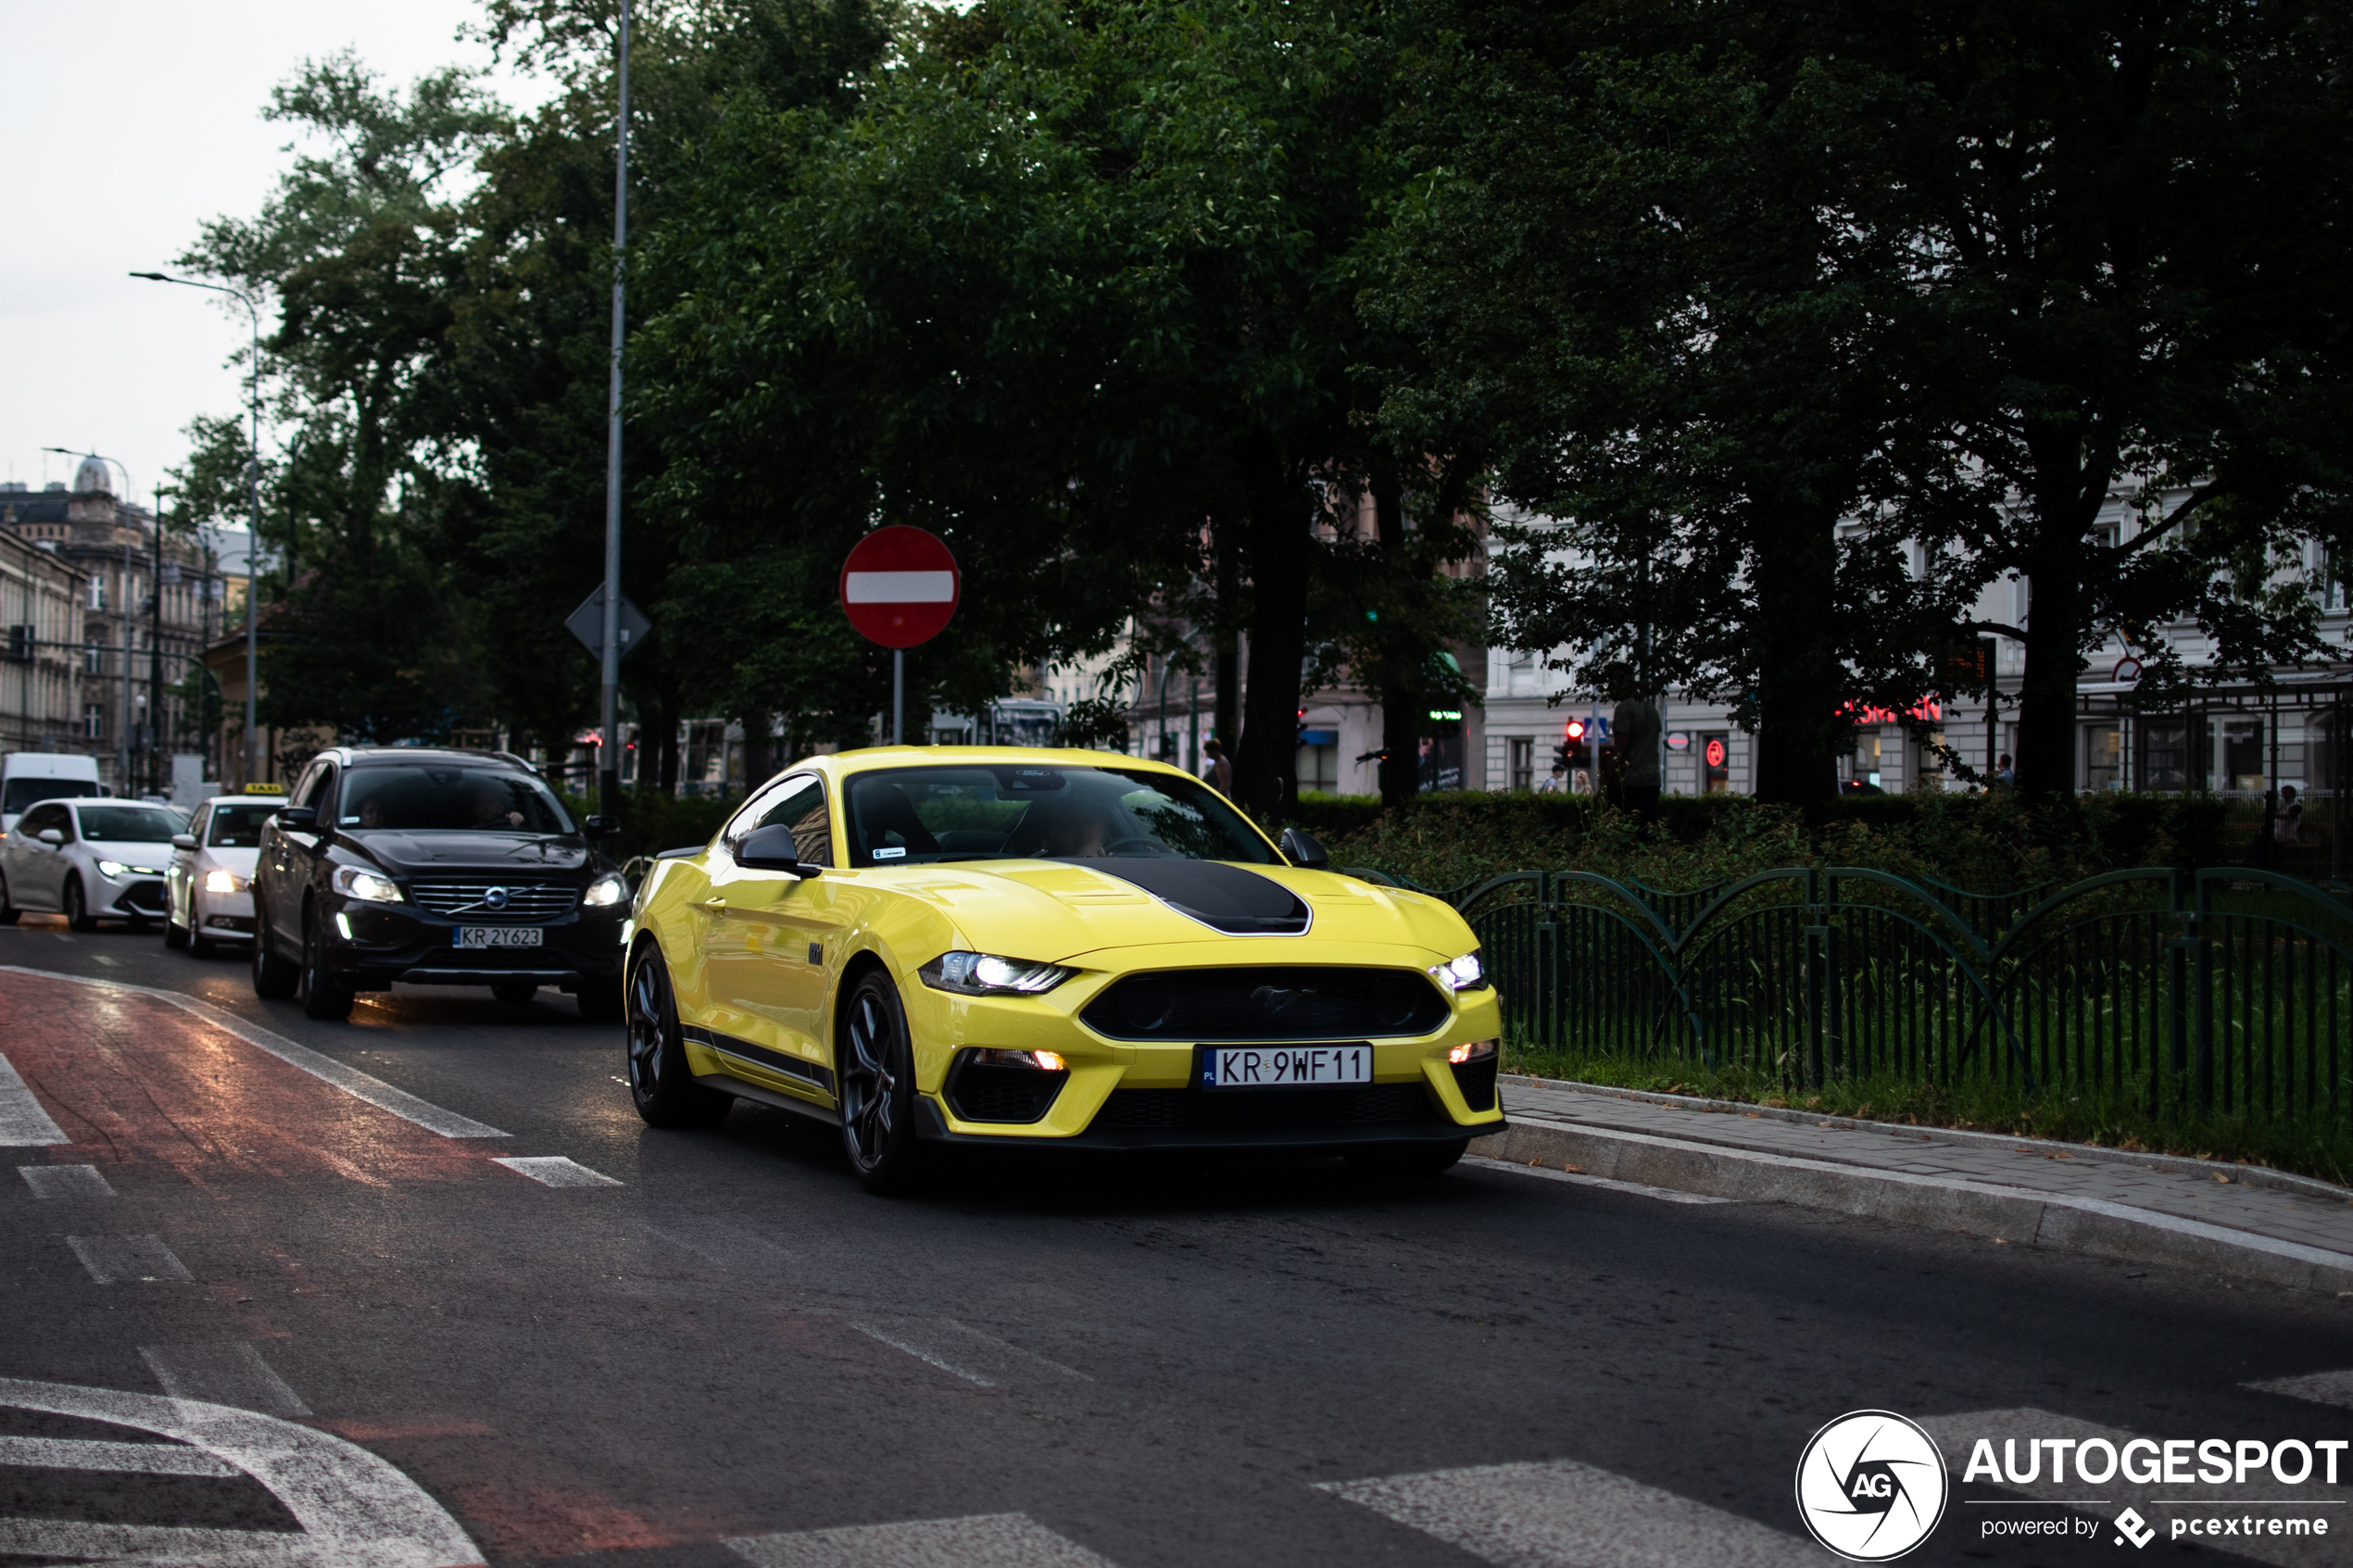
[{"x1": 839, "y1": 527, "x2": 961, "y2": 745}]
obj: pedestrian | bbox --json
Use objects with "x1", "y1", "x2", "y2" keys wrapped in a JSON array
[
  {"x1": 1535, "y1": 762, "x2": 1567, "y2": 795},
  {"x1": 2274, "y1": 784, "x2": 2304, "y2": 846},
  {"x1": 1201, "y1": 736, "x2": 1232, "y2": 796},
  {"x1": 1994, "y1": 753, "x2": 2015, "y2": 791}
]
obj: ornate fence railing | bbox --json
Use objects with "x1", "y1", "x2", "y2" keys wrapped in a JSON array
[{"x1": 1431, "y1": 866, "x2": 2353, "y2": 1136}]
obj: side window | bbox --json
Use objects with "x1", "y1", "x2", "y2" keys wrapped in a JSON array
[
  {"x1": 54, "y1": 809, "x2": 78, "y2": 843},
  {"x1": 729, "y1": 775, "x2": 832, "y2": 867},
  {"x1": 188, "y1": 806, "x2": 209, "y2": 842},
  {"x1": 295, "y1": 764, "x2": 337, "y2": 813},
  {"x1": 22, "y1": 805, "x2": 62, "y2": 837}
]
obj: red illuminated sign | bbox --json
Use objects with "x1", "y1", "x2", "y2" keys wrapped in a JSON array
[{"x1": 1704, "y1": 738, "x2": 1727, "y2": 770}]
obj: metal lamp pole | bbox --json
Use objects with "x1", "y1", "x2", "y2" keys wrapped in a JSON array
[
  {"x1": 598, "y1": 0, "x2": 632, "y2": 824},
  {"x1": 131, "y1": 272, "x2": 264, "y2": 786}
]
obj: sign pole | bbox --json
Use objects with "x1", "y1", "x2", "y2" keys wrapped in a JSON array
[
  {"x1": 893, "y1": 649, "x2": 904, "y2": 746},
  {"x1": 598, "y1": 0, "x2": 631, "y2": 827}
]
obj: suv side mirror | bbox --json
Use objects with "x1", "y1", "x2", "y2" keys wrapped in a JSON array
[
  {"x1": 734, "y1": 823, "x2": 823, "y2": 876},
  {"x1": 1279, "y1": 826, "x2": 1330, "y2": 870},
  {"x1": 37, "y1": 828, "x2": 63, "y2": 847},
  {"x1": 171, "y1": 834, "x2": 198, "y2": 851},
  {"x1": 276, "y1": 806, "x2": 318, "y2": 831},
  {"x1": 583, "y1": 814, "x2": 616, "y2": 834}
]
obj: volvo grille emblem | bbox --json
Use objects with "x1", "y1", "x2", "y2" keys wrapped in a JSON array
[{"x1": 483, "y1": 886, "x2": 511, "y2": 910}]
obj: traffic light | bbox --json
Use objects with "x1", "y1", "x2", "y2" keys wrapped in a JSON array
[{"x1": 1558, "y1": 718, "x2": 1589, "y2": 771}]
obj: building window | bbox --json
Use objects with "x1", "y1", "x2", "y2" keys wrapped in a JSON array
[
  {"x1": 2083, "y1": 725, "x2": 2122, "y2": 792},
  {"x1": 83, "y1": 704, "x2": 106, "y2": 739},
  {"x1": 2219, "y1": 718, "x2": 2264, "y2": 794},
  {"x1": 84, "y1": 636, "x2": 105, "y2": 674},
  {"x1": 1508, "y1": 735, "x2": 1534, "y2": 792},
  {"x1": 1297, "y1": 728, "x2": 1339, "y2": 792},
  {"x1": 87, "y1": 576, "x2": 105, "y2": 610}
]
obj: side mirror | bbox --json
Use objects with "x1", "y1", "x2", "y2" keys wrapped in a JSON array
[
  {"x1": 1279, "y1": 826, "x2": 1330, "y2": 870},
  {"x1": 734, "y1": 823, "x2": 823, "y2": 876},
  {"x1": 171, "y1": 834, "x2": 198, "y2": 851},
  {"x1": 37, "y1": 828, "x2": 63, "y2": 847},
  {"x1": 277, "y1": 806, "x2": 318, "y2": 831},
  {"x1": 583, "y1": 814, "x2": 616, "y2": 834}
]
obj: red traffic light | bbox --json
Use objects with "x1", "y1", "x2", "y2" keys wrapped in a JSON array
[{"x1": 1565, "y1": 719, "x2": 1587, "y2": 740}]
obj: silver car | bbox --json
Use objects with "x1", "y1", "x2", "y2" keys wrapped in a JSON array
[
  {"x1": 166, "y1": 795, "x2": 278, "y2": 955},
  {"x1": 0, "y1": 797, "x2": 186, "y2": 932}
]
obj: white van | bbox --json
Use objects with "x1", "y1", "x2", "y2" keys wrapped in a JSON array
[{"x1": 1, "y1": 753, "x2": 105, "y2": 838}]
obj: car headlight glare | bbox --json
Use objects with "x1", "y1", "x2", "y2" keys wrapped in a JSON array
[
  {"x1": 1448, "y1": 1038, "x2": 1498, "y2": 1065},
  {"x1": 332, "y1": 866, "x2": 403, "y2": 903},
  {"x1": 1433, "y1": 951, "x2": 1489, "y2": 991},
  {"x1": 203, "y1": 870, "x2": 240, "y2": 894},
  {"x1": 919, "y1": 950, "x2": 1076, "y2": 997},
  {"x1": 582, "y1": 872, "x2": 627, "y2": 908},
  {"x1": 97, "y1": 860, "x2": 127, "y2": 878},
  {"x1": 967, "y1": 1047, "x2": 1069, "y2": 1072}
]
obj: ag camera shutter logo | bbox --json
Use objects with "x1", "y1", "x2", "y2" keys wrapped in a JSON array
[{"x1": 1794, "y1": 1410, "x2": 1949, "y2": 1561}]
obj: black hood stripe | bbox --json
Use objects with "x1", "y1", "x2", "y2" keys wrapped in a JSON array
[{"x1": 1059, "y1": 859, "x2": 1310, "y2": 935}]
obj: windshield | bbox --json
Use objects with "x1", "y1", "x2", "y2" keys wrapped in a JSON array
[
  {"x1": 207, "y1": 803, "x2": 280, "y2": 848},
  {"x1": 77, "y1": 806, "x2": 184, "y2": 843},
  {"x1": 4, "y1": 778, "x2": 102, "y2": 815},
  {"x1": 336, "y1": 766, "x2": 575, "y2": 834},
  {"x1": 843, "y1": 765, "x2": 1276, "y2": 869}
]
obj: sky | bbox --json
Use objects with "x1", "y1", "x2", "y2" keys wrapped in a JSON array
[{"x1": 0, "y1": 1, "x2": 559, "y2": 511}]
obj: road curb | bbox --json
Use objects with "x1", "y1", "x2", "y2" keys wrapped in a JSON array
[{"x1": 1468, "y1": 1118, "x2": 2353, "y2": 1296}]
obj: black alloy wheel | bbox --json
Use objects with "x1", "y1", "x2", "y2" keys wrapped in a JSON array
[
  {"x1": 0, "y1": 872, "x2": 19, "y2": 926},
  {"x1": 624, "y1": 947, "x2": 731, "y2": 1128},
  {"x1": 62, "y1": 877, "x2": 98, "y2": 934},
  {"x1": 837, "y1": 971, "x2": 928, "y2": 1195},
  {"x1": 296, "y1": 905, "x2": 355, "y2": 1020},
  {"x1": 249, "y1": 897, "x2": 298, "y2": 998},
  {"x1": 1345, "y1": 1138, "x2": 1470, "y2": 1180},
  {"x1": 190, "y1": 926, "x2": 218, "y2": 959}
]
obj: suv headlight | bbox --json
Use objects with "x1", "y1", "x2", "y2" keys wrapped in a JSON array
[
  {"x1": 582, "y1": 872, "x2": 627, "y2": 909},
  {"x1": 919, "y1": 950, "x2": 1076, "y2": 997},
  {"x1": 1432, "y1": 951, "x2": 1488, "y2": 991},
  {"x1": 333, "y1": 866, "x2": 403, "y2": 903}
]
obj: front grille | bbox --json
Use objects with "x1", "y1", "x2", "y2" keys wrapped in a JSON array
[
  {"x1": 117, "y1": 880, "x2": 168, "y2": 914},
  {"x1": 407, "y1": 881, "x2": 578, "y2": 921},
  {"x1": 1089, "y1": 1083, "x2": 1438, "y2": 1129},
  {"x1": 947, "y1": 1062, "x2": 1068, "y2": 1124},
  {"x1": 1082, "y1": 967, "x2": 1451, "y2": 1042}
]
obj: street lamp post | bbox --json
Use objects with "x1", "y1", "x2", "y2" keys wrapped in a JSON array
[
  {"x1": 130, "y1": 272, "x2": 265, "y2": 787},
  {"x1": 598, "y1": 0, "x2": 633, "y2": 827}
]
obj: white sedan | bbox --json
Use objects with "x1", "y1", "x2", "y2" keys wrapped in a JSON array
[
  {"x1": 0, "y1": 798, "x2": 185, "y2": 932},
  {"x1": 165, "y1": 796, "x2": 277, "y2": 955}
]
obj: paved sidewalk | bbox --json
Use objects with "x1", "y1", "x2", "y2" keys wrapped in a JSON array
[{"x1": 1473, "y1": 1075, "x2": 2353, "y2": 1293}]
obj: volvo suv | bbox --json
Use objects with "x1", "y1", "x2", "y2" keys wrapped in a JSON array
[{"x1": 250, "y1": 747, "x2": 627, "y2": 1021}]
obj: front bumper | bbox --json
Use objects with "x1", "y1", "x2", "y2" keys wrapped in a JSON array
[
  {"x1": 916, "y1": 1082, "x2": 1502, "y2": 1153},
  {"x1": 195, "y1": 884, "x2": 256, "y2": 938},
  {"x1": 101, "y1": 878, "x2": 169, "y2": 920},
  {"x1": 324, "y1": 897, "x2": 628, "y2": 992}
]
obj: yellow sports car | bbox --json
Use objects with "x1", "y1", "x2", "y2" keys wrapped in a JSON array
[{"x1": 623, "y1": 746, "x2": 1504, "y2": 1191}]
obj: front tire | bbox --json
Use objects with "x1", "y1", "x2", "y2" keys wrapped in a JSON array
[
  {"x1": 0, "y1": 872, "x2": 20, "y2": 925},
  {"x1": 837, "y1": 971, "x2": 929, "y2": 1195},
  {"x1": 164, "y1": 901, "x2": 191, "y2": 948},
  {"x1": 298, "y1": 905, "x2": 356, "y2": 1020},
  {"x1": 250, "y1": 897, "x2": 299, "y2": 998},
  {"x1": 63, "y1": 877, "x2": 99, "y2": 934},
  {"x1": 625, "y1": 947, "x2": 732, "y2": 1128}
]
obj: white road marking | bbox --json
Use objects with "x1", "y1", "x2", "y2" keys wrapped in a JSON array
[
  {"x1": 18, "y1": 1162, "x2": 114, "y2": 1200},
  {"x1": 143, "y1": 1342, "x2": 312, "y2": 1418},
  {"x1": 0, "y1": 964, "x2": 510, "y2": 1139},
  {"x1": 0, "y1": 1433, "x2": 240, "y2": 1476},
  {"x1": 0, "y1": 1374, "x2": 485, "y2": 1568},
  {"x1": 1322, "y1": 1456, "x2": 1819, "y2": 1568},
  {"x1": 727, "y1": 1512, "x2": 1118, "y2": 1568},
  {"x1": 92, "y1": 954, "x2": 120, "y2": 966},
  {"x1": 1462, "y1": 1154, "x2": 1734, "y2": 1205},
  {"x1": 848, "y1": 1318, "x2": 1090, "y2": 1388},
  {"x1": 0, "y1": 1051, "x2": 68, "y2": 1146},
  {"x1": 2246, "y1": 1368, "x2": 2353, "y2": 1410},
  {"x1": 68, "y1": 1234, "x2": 193, "y2": 1284},
  {"x1": 493, "y1": 1155, "x2": 623, "y2": 1187}
]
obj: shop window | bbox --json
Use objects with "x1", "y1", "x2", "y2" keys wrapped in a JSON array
[
  {"x1": 2137, "y1": 720, "x2": 2196, "y2": 792},
  {"x1": 1701, "y1": 733, "x2": 1731, "y2": 795},
  {"x1": 1508, "y1": 736, "x2": 1534, "y2": 792},
  {"x1": 2082, "y1": 725, "x2": 2122, "y2": 793},
  {"x1": 2220, "y1": 719, "x2": 2264, "y2": 793},
  {"x1": 1297, "y1": 729, "x2": 1339, "y2": 792}
]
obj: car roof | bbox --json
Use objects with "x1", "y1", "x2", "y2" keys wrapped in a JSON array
[
  {"x1": 332, "y1": 746, "x2": 537, "y2": 771},
  {"x1": 804, "y1": 746, "x2": 1199, "y2": 782}
]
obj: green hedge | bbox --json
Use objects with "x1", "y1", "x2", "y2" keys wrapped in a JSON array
[
  {"x1": 558, "y1": 784, "x2": 742, "y2": 866},
  {"x1": 1296, "y1": 790, "x2": 2230, "y2": 896}
]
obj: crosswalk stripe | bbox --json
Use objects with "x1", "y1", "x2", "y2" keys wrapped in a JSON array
[
  {"x1": 727, "y1": 1512, "x2": 1117, "y2": 1568},
  {"x1": 494, "y1": 1155, "x2": 623, "y2": 1187},
  {"x1": 66, "y1": 1234, "x2": 193, "y2": 1284},
  {"x1": 1320, "y1": 1457, "x2": 1819, "y2": 1568},
  {"x1": 143, "y1": 1342, "x2": 312, "y2": 1419},
  {"x1": 0, "y1": 1433, "x2": 241, "y2": 1476},
  {"x1": 17, "y1": 1162, "x2": 114, "y2": 1199},
  {"x1": 0, "y1": 1051, "x2": 68, "y2": 1146},
  {"x1": 2245, "y1": 1369, "x2": 2353, "y2": 1411},
  {"x1": 0, "y1": 1517, "x2": 311, "y2": 1562}
]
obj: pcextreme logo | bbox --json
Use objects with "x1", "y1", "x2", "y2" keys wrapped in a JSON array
[{"x1": 1795, "y1": 1411, "x2": 1951, "y2": 1562}]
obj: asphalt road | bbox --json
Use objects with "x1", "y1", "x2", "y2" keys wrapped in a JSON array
[{"x1": 3, "y1": 913, "x2": 2350, "y2": 1568}]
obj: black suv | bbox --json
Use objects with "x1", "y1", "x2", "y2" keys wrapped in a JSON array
[{"x1": 251, "y1": 747, "x2": 629, "y2": 1021}]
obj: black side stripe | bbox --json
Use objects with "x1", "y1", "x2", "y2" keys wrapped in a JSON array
[{"x1": 681, "y1": 1024, "x2": 837, "y2": 1094}]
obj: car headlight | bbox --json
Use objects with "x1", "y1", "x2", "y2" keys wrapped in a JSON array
[
  {"x1": 1432, "y1": 951, "x2": 1489, "y2": 991},
  {"x1": 918, "y1": 950, "x2": 1076, "y2": 997},
  {"x1": 965, "y1": 1047, "x2": 1069, "y2": 1072},
  {"x1": 1448, "y1": 1038, "x2": 1498, "y2": 1065},
  {"x1": 97, "y1": 859, "x2": 126, "y2": 879},
  {"x1": 332, "y1": 866, "x2": 403, "y2": 903},
  {"x1": 203, "y1": 870, "x2": 241, "y2": 894},
  {"x1": 582, "y1": 872, "x2": 627, "y2": 909}
]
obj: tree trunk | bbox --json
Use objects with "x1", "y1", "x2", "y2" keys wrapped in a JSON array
[
  {"x1": 1373, "y1": 472, "x2": 1418, "y2": 810},
  {"x1": 652, "y1": 694, "x2": 679, "y2": 796},
  {"x1": 1748, "y1": 499, "x2": 1843, "y2": 806},
  {"x1": 2015, "y1": 521, "x2": 2088, "y2": 800},
  {"x1": 1233, "y1": 442, "x2": 1312, "y2": 820}
]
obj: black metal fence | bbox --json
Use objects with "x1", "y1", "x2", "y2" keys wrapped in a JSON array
[{"x1": 1430, "y1": 866, "x2": 2353, "y2": 1136}]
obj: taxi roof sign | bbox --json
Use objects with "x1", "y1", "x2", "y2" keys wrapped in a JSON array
[{"x1": 242, "y1": 782, "x2": 286, "y2": 794}]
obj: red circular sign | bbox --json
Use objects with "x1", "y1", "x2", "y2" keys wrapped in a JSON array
[
  {"x1": 839, "y1": 526, "x2": 961, "y2": 648},
  {"x1": 1705, "y1": 738, "x2": 1727, "y2": 769}
]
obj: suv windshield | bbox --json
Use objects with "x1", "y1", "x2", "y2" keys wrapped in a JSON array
[
  {"x1": 843, "y1": 765, "x2": 1274, "y2": 868},
  {"x1": 206, "y1": 803, "x2": 281, "y2": 848},
  {"x1": 77, "y1": 806, "x2": 185, "y2": 842},
  {"x1": 337, "y1": 766, "x2": 574, "y2": 834},
  {"x1": 4, "y1": 778, "x2": 101, "y2": 815}
]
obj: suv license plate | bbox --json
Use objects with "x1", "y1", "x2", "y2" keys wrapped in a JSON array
[
  {"x1": 1201, "y1": 1044, "x2": 1371, "y2": 1088},
  {"x1": 455, "y1": 926, "x2": 543, "y2": 948}
]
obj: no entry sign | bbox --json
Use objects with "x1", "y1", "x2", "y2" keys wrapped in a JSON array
[{"x1": 840, "y1": 526, "x2": 960, "y2": 649}]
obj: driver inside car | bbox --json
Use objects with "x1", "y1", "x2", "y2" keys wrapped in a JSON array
[
  {"x1": 1041, "y1": 799, "x2": 1114, "y2": 858},
  {"x1": 472, "y1": 786, "x2": 524, "y2": 829}
]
